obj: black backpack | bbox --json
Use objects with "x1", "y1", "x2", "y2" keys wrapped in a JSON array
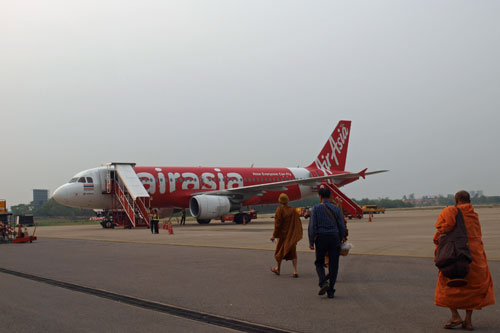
[{"x1": 435, "y1": 208, "x2": 473, "y2": 280}]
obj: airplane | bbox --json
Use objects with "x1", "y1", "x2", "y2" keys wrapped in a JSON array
[{"x1": 52, "y1": 120, "x2": 387, "y2": 226}]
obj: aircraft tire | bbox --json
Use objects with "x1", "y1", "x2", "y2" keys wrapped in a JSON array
[
  {"x1": 243, "y1": 214, "x2": 251, "y2": 224},
  {"x1": 234, "y1": 213, "x2": 251, "y2": 224},
  {"x1": 197, "y1": 219, "x2": 211, "y2": 224}
]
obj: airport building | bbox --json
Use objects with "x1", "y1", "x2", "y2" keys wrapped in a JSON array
[{"x1": 33, "y1": 189, "x2": 49, "y2": 209}]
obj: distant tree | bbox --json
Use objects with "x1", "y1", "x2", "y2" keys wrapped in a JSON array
[
  {"x1": 472, "y1": 195, "x2": 500, "y2": 205},
  {"x1": 34, "y1": 199, "x2": 94, "y2": 217},
  {"x1": 11, "y1": 199, "x2": 94, "y2": 217},
  {"x1": 10, "y1": 203, "x2": 34, "y2": 215},
  {"x1": 353, "y1": 198, "x2": 414, "y2": 208},
  {"x1": 437, "y1": 195, "x2": 453, "y2": 206}
]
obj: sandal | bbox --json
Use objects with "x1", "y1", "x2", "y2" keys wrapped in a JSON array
[
  {"x1": 461, "y1": 322, "x2": 474, "y2": 331},
  {"x1": 270, "y1": 267, "x2": 280, "y2": 275},
  {"x1": 443, "y1": 319, "x2": 463, "y2": 329}
]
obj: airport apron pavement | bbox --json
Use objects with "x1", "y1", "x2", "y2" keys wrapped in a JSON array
[{"x1": 1, "y1": 237, "x2": 499, "y2": 332}]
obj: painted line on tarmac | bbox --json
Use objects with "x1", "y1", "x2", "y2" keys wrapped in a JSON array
[
  {"x1": 41, "y1": 236, "x2": 430, "y2": 258},
  {"x1": 39, "y1": 236, "x2": 500, "y2": 261},
  {"x1": 41, "y1": 236, "x2": 275, "y2": 252},
  {"x1": 0, "y1": 267, "x2": 295, "y2": 333}
]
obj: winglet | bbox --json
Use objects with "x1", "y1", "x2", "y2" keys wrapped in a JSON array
[{"x1": 359, "y1": 168, "x2": 367, "y2": 179}]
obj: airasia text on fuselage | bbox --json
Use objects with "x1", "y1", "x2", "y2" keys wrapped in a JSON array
[{"x1": 135, "y1": 168, "x2": 295, "y2": 195}]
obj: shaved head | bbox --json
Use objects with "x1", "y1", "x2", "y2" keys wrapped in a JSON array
[{"x1": 455, "y1": 190, "x2": 471, "y2": 204}]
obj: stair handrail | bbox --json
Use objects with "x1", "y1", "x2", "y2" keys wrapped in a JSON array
[
  {"x1": 322, "y1": 182, "x2": 363, "y2": 218},
  {"x1": 136, "y1": 197, "x2": 150, "y2": 227},
  {"x1": 114, "y1": 182, "x2": 136, "y2": 227}
]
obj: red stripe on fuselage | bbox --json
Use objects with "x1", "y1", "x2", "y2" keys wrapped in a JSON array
[{"x1": 133, "y1": 166, "x2": 303, "y2": 209}]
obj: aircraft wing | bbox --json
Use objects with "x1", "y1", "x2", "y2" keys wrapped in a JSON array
[{"x1": 193, "y1": 169, "x2": 388, "y2": 202}]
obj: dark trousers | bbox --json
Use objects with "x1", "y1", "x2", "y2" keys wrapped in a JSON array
[
  {"x1": 151, "y1": 221, "x2": 159, "y2": 234},
  {"x1": 314, "y1": 233, "x2": 341, "y2": 292}
]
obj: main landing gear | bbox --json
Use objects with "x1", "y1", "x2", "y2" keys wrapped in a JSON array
[
  {"x1": 196, "y1": 219, "x2": 211, "y2": 224},
  {"x1": 233, "y1": 213, "x2": 251, "y2": 224}
]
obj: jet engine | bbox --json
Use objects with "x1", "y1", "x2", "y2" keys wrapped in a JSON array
[{"x1": 189, "y1": 195, "x2": 232, "y2": 220}]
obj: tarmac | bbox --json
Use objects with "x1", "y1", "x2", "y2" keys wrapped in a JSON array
[{"x1": 1, "y1": 207, "x2": 499, "y2": 332}]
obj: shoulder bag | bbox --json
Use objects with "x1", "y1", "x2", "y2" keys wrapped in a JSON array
[
  {"x1": 322, "y1": 203, "x2": 350, "y2": 255},
  {"x1": 435, "y1": 208, "x2": 473, "y2": 284}
]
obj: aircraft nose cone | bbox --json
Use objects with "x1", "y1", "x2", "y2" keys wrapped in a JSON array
[{"x1": 52, "y1": 185, "x2": 70, "y2": 206}]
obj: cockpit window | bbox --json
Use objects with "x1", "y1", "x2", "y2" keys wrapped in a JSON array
[
  {"x1": 86, "y1": 177, "x2": 93, "y2": 183},
  {"x1": 78, "y1": 177, "x2": 86, "y2": 183},
  {"x1": 69, "y1": 178, "x2": 78, "y2": 183}
]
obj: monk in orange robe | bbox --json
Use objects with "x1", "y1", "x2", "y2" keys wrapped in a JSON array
[
  {"x1": 270, "y1": 193, "x2": 303, "y2": 277},
  {"x1": 434, "y1": 191, "x2": 495, "y2": 330}
]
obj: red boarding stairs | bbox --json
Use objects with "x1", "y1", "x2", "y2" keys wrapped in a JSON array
[
  {"x1": 321, "y1": 182, "x2": 363, "y2": 219},
  {"x1": 107, "y1": 163, "x2": 151, "y2": 228}
]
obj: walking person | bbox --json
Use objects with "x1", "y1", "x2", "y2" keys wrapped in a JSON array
[
  {"x1": 270, "y1": 193, "x2": 303, "y2": 277},
  {"x1": 434, "y1": 190, "x2": 495, "y2": 330},
  {"x1": 324, "y1": 198, "x2": 348, "y2": 268},
  {"x1": 308, "y1": 187, "x2": 346, "y2": 298}
]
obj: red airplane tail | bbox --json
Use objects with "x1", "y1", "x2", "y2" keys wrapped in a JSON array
[{"x1": 307, "y1": 120, "x2": 351, "y2": 171}]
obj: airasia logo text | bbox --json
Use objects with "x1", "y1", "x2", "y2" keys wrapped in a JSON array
[
  {"x1": 137, "y1": 168, "x2": 243, "y2": 194},
  {"x1": 314, "y1": 125, "x2": 349, "y2": 170}
]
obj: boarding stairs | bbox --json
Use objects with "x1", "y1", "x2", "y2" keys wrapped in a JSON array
[
  {"x1": 107, "y1": 163, "x2": 151, "y2": 228},
  {"x1": 322, "y1": 183, "x2": 363, "y2": 219}
]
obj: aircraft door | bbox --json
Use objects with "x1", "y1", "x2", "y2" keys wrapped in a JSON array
[
  {"x1": 98, "y1": 167, "x2": 114, "y2": 193},
  {"x1": 106, "y1": 170, "x2": 115, "y2": 193}
]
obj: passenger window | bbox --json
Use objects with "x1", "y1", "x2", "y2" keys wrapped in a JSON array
[
  {"x1": 86, "y1": 177, "x2": 93, "y2": 183},
  {"x1": 78, "y1": 177, "x2": 86, "y2": 183}
]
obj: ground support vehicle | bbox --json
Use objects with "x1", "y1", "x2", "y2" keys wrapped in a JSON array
[
  {"x1": 362, "y1": 205, "x2": 385, "y2": 214},
  {"x1": 216, "y1": 210, "x2": 257, "y2": 224},
  {"x1": 296, "y1": 207, "x2": 311, "y2": 218}
]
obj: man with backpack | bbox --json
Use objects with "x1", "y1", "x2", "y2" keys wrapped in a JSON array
[{"x1": 308, "y1": 187, "x2": 346, "y2": 299}]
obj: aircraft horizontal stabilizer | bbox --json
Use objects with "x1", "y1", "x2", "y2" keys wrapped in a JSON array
[{"x1": 364, "y1": 170, "x2": 389, "y2": 176}]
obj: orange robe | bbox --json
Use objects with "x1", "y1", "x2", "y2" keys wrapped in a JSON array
[
  {"x1": 273, "y1": 205, "x2": 303, "y2": 261},
  {"x1": 434, "y1": 204, "x2": 495, "y2": 310}
]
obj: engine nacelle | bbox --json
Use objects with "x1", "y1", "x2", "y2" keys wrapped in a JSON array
[{"x1": 189, "y1": 195, "x2": 231, "y2": 220}]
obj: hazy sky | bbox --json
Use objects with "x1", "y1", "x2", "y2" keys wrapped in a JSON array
[{"x1": 2, "y1": 1, "x2": 499, "y2": 207}]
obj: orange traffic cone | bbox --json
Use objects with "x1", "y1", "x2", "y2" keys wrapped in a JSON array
[
  {"x1": 168, "y1": 222, "x2": 174, "y2": 234},
  {"x1": 368, "y1": 214, "x2": 372, "y2": 222}
]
